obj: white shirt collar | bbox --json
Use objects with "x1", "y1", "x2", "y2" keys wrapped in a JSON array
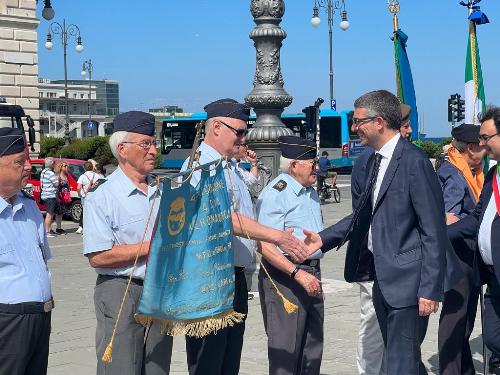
[{"x1": 377, "y1": 133, "x2": 401, "y2": 160}]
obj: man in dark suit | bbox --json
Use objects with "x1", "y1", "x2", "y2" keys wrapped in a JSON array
[
  {"x1": 448, "y1": 106, "x2": 500, "y2": 374},
  {"x1": 304, "y1": 90, "x2": 448, "y2": 375},
  {"x1": 351, "y1": 103, "x2": 412, "y2": 375}
]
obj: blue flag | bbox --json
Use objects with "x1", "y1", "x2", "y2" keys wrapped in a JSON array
[
  {"x1": 393, "y1": 29, "x2": 420, "y2": 140},
  {"x1": 136, "y1": 160, "x2": 244, "y2": 337}
]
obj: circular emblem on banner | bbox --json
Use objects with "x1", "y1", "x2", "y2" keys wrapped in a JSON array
[{"x1": 167, "y1": 197, "x2": 186, "y2": 235}]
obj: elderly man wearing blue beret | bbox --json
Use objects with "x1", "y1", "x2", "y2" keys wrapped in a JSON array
[
  {"x1": 181, "y1": 99, "x2": 313, "y2": 375},
  {"x1": 83, "y1": 111, "x2": 173, "y2": 375},
  {"x1": 0, "y1": 128, "x2": 54, "y2": 375}
]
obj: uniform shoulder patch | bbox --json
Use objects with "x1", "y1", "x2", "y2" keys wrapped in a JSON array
[
  {"x1": 87, "y1": 178, "x2": 107, "y2": 193},
  {"x1": 272, "y1": 180, "x2": 287, "y2": 192}
]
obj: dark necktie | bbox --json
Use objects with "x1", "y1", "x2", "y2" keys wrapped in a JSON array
[{"x1": 337, "y1": 153, "x2": 382, "y2": 249}]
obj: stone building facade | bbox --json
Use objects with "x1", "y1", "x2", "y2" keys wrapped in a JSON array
[{"x1": 0, "y1": 0, "x2": 40, "y2": 152}]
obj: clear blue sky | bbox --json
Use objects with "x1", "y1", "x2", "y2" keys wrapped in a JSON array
[{"x1": 37, "y1": 1, "x2": 500, "y2": 137}]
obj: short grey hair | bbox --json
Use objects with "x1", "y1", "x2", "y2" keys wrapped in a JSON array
[
  {"x1": 109, "y1": 131, "x2": 129, "y2": 159},
  {"x1": 45, "y1": 157, "x2": 54, "y2": 168},
  {"x1": 354, "y1": 90, "x2": 402, "y2": 131},
  {"x1": 279, "y1": 156, "x2": 294, "y2": 174},
  {"x1": 451, "y1": 138, "x2": 468, "y2": 153}
]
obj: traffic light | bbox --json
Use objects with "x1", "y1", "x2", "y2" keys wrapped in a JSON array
[
  {"x1": 302, "y1": 105, "x2": 317, "y2": 137},
  {"x1": 447, "y1": 93, "x2": 465, "y2": 124},
  {"x1": 456, "y1": 97, "x2": 465, "y2": 122}
]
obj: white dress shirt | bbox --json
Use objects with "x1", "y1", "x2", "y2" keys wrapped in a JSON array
[
  {"x1": 368, "y1": 133, "x2": 401, "y2": 252},
  {"x1": 478, "y1": 172, "x2": 500, "y2": 266}
]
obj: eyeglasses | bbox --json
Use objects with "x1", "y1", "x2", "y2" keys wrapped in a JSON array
[
  {"x1": 478, "y1": 133, "x2": 499, "y2": 143},
  {"x1": 219, "y1": 120, "x2": 248, "y2": 137},
  {"x1": 352, "y1": 116, "x2": 378, "y2": 126},
  {"x1": 296, "y1": 159, "x2": 319, "y2": 169},
  {"x1": 121, "y1": 140, "x2": 156, "y2": 150}
]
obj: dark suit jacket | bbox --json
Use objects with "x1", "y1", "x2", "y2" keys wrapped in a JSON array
[
  {"x1": 349, "y1": 148, "x2": 375, "y2": 282},
  {"x1": 320, "y1": 137, "x2": 449, "y2": 308},
  {"x1": 448, "y1": 167, "x2": 500, "y2": 286}
]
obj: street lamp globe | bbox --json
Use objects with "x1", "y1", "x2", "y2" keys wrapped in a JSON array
[
  {"x1": 339, "y1": 10, "x2": 349, "y2": 31},
  {"x1": 81, "y1": 69, "x2": 86, "y2": 77},
  {"x1": 311, "y1": 16, "x2": 321, "y2": 27},
  {"x1": 45, "y1": 32, "x2": 53, "y2": 49},
  {"x1": 42, "y1": 6, "x2": 55, "y2": 21},
  {"x1": 75, "y1": 37, "x2": 84, "y2": 53},
  {"x1": 310, "y1": 5, "x2": 321, "y2": 27}
]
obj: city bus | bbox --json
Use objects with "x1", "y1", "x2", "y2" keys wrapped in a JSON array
[{"x1": 159, "y1": 109, "x2": 365, "y2": 170}]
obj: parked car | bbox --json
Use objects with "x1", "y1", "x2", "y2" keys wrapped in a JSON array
[{"x1": 28, "y1": 158, "x2": 85, "y2": 222}]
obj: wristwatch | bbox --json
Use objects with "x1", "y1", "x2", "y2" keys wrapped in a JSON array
[{"x1": 290, "y1": 265, "x2": 300, "y2": 279}]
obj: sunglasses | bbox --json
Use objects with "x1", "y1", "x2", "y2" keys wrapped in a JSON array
[{"x1": 219, "y1": 120, "x2": 248, "y2": 137}]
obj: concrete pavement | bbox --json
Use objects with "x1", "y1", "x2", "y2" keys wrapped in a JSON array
[{"x1": 46, "y1": 175, "x2": 488, "y2": 374}]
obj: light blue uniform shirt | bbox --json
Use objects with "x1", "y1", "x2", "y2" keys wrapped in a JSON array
[
  {"x1": 180, "y1": 142, "x2": 256, "y2": 267},
  {"x1": 257, "y1": 173, "x2": 324, "y2": 260},
  {"x1": 83, "y1": 167, "x2": 161, "y2": 280},
  {"x1": 0, "y1": 192, "x2": 52, "y2": 304}
]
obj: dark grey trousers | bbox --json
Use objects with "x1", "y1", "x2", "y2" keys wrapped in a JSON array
[
  {"x1": 0, "y1": 309, "x2": 51, "y2": 375},
  {"x1": 185, "y1": 268, "x2": 248, "y2": 375},
  {"x1": 373, "y1": 280, "x2": 429, "y2": 375},
  {"x1": 259, "y1": 260, "x2": 324, "y2": 375},
  {"x1": 94, "y1": 275, "x2": 173, "y2": 375},
  {"x1": 438, "y1": 258, "x2": 479, "y2": 375}
]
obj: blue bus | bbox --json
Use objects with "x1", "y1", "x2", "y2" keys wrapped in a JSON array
[{"x1": 160, "y1": 109, "x2": 364, "y2": 170}]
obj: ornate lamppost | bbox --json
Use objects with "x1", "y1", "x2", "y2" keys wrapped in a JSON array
[
  {"x1": 245, "y1": 0, "x2": 294, "y2": 182},
  {"x1": 310, "y1": 0, "x2": 349, "y2": 110},
  {"x1": 45, "y1": 20, "x2": 84, "y2": 145},
  {"x1": 81, "y1": 59, "x2": 94, "y2": 132}
]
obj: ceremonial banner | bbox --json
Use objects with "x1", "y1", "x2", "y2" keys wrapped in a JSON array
[
  {"x1": 464, "y1": 18, "x2": 486, "y2": 125},
  {"x1": 135, "y1": 160, "x2": 244, "y2": 337},
  {"x1": 393, "y1": 28, "x2": 419, "y2": 140}
]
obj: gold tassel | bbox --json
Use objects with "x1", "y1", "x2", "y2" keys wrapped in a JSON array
[
  {"x1": 101, "y1": 338, "x2": 114, "y2": 363},
  {"x1": 281, "y1": 295, "x2": 299, "y2": 314}
]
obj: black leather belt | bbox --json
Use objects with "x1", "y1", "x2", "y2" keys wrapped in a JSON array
[
  {"x1": 284, "y1": 256, "x2": 320, "y2": 268},
  {"x1": 0, "y1": 298, "x2": 54, "y2": 314},
  {"x1": 97, "y1": 274, "x2": 144, "y2": 285}
]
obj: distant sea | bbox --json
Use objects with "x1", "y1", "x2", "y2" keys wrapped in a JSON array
[{"x1": 420, "y1": 136, "x2": 447, "y2": 143}]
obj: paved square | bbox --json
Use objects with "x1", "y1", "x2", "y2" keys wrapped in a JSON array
[{"x1": 47, "y1": 176, "x2": 488, "y2": 374}]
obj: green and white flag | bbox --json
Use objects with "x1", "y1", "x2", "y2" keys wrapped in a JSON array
[{"x1": 464, "y1": 21, "x2": 486, "y2": 125}]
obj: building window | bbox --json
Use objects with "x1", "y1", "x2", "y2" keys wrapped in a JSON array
[
  {"x1": 48, "y1": 103, "x2": 56, "y2": 112},
  {"x1": 73, "y1": 93, "x2": 77, "y2": 99},
  {"x1": 81, "y1": 94, "x2": 84, "y2": 99},
  {"x1": 73, "y1": 104, "x2": 77, "y2": 112},
  {"x1": 39, "y1": 92, "x2": 43, "y2": 98}
]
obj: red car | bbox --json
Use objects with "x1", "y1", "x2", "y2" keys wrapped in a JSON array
[{"x1": 26, "y1": 158, "x2": 85, "y2": 222}]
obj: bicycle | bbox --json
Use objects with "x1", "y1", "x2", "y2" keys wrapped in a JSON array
[{"x1": 318, "y1": 181, "x2": 341, "y2": 203}]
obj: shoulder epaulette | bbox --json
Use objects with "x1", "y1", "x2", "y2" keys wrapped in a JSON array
[
  {"x1": 20, "y1": 189, "x2": 34, "y2": 200},
  {"x1": 272, "y1": 180, "x2": 287, "y2": 192},
  {"x1": 88, "y1": 178, "x2": 107, "y2": 193}
]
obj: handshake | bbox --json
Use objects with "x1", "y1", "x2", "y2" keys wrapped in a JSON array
[{"x1": 275, "y1": 228, "x2": 324, "y2": 264}]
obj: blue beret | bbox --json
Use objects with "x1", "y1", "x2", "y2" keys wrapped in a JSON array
[
  {"x1": 204, "y1": 98, "x2": 250, "y2": 122},
  {"x1": 113, "y1": 111, "x2": 155, "y2": 136},
  {"x1": 0, "y1": 128, "x2": 25, "y2": 157},
  {"x1": 278, "y1": 136, "x2": 317, "y2": 160},
  {"x1": 451, "y1": 123, "x2": 480, "y2": 143}
]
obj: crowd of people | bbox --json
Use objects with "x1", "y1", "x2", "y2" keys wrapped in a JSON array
[{"x1": 1, "y1": 90, "x2": 500, "y2": 375}]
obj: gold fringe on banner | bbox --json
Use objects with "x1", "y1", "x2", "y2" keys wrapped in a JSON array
[{"x1": 135, "y1": 310, "x2": 246, "y2": 338}]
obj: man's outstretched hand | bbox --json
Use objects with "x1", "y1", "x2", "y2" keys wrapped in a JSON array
[
  {"x1": 277, "y1": 228, "x2": 309, "y2": 263},
  {"x1": 303, "y1": 229, "x2": 323, "y2": 254}
]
